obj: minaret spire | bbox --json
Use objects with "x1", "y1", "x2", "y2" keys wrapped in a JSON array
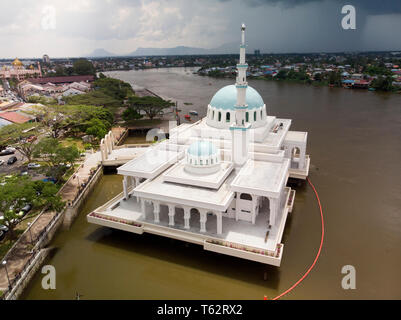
[
  {"x1": 235, "y1": 23, "x2": 248, "y2": 126},
  {"x1": 230, "y1": 23, "x2": 250, "y2": 167}
]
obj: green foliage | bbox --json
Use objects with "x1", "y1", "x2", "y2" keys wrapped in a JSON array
[
  {"x1": 85, "y1": 118, "x2": 108, "y2": 139},
  {"x1": 122, "y1": 107, "x2": 143, "y2": 121},
  {"x1": 0, "y1": 123, "x2": 41, "y2": 161},
  {"x1": 370, "y1": 76, "x2": 394, "y2": 92},
  {"x1": 0, "y1": 175, "x2": 64, "y2": 239},
  {"x1": 328, "y1": 71, "x2": 342, "y2": 86},
  {"x1": 27, "y1": 95, "x2": 57, "y2": 105},
  {"x1": 63, "y1": 77, "x2": 135, "y2": 116},
  {"x1": 38, "y1": 104, "x2": 112, "y2": 139},
  {"x1": 33, "y1": 138, "x2": 80, "y2": 181},
  {"x1": 127, "y1": 96, "x2": 174, "y2": 120},
  {"x1": 73, "y1": 59, "x2": 95, "y2": 75}
]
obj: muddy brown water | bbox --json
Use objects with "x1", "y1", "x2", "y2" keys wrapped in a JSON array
[{"x1": 22, "y1": 67, "x2": 401, "y2": 299}]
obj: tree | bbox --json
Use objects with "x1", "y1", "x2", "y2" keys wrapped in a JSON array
[
  {"x1": 85, "y1": 118, "x2": 108, "y2": 139},
  {"x1": 0, "y1": 175, "x2": 64, "y2": 240},
  {"x1": 371, "y1": 76, "x2": 394, "y2": 92},
  {"x1": 33, "y1": 138, "x2": 80, "y2": 182},
  {"x1": 122, "y1": 107, "x2": 143, "y2": 121},
  {"x1": 38, "y1": 105, "x2": 113, "y2": 139},
  {"x1": 73, "y1": 59, "x2": 95, "y2": 75},
  {"x1": 127, "y1": 96, "x2": 174, "y2": 120},
  {"x1": 0, "y1": 123, "x2": 42, "y2": 162},
  {"x1": 328, "y1": 71, "x2": 342, "y2": 87}
]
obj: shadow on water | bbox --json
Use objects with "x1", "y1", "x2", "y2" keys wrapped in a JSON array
[{"x1": 86, "y1": 227, "x2": 281, "y2": 290}]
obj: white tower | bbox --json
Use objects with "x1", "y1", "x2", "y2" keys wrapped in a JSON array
[{"x1": 230, "y1": 23, "x2": 250, "y2": 167}]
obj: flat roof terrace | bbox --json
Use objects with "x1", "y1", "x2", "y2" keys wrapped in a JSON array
[
  {"x1": 231, "y1": 159, "x2": 290, "y2": 199},
  {"x1": 134, "y1": 171, "x2": 236, "y2": 212},
  {"x1": 87, "y1": 187, "x2": 293, "y2": 266}
]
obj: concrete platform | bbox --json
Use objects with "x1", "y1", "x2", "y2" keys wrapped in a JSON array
[{"x1": 87, "y1": 187, "x2": 292, "y2": 266}]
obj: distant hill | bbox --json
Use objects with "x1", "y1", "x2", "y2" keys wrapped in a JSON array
[
  {"x1": 86, "y1": 48, "x2": 116, "y2": 57},
  {"x1": 85, "y1": 42, "x2": 255, "y2": 57},
  {"x1": 128, "y1": 42, "x2": 241, "y2": 56}
]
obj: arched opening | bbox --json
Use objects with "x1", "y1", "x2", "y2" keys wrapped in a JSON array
[
  {"x1": 212, "y1": 110, "x2": 215, "y2": 120},
  {"x1": 254, "y1": 111, "x2": 257, "y2": 121},
  {"x1": 240, "y1": 193, "x2": 252, "y2": 201},
  {"x1": 189, "y1": 208, "x2": 201, "y2": 230},
  {"x1": 245, "y1": 112, "x2": 249, "y2": 122},
  {"x1": 159, "y1": 204, "x2": 170, "y2": 224},
  {"x1": 226, "y1": 112, "x2": 230, "y2": 122},
  {"x1": 174, "y1": 206, "x2": 185, "y2": 228},
  {"x1": 218, "y1": 112, "x2": 222, "y2": 122},
  {"x1": 260, "y1": 110, "x2": 263, "y2": 119}
]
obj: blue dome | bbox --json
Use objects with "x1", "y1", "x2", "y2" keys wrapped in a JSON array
[
  {"x1": 209, "y1": 85, "x2": 264, "y2": 110},
  {"x1": 187, "y1": 141, "x2": 217, "y2": 157}
]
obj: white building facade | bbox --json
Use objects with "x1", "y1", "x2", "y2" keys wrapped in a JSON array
[{"x1": 88, "y1": 25, "x2": 310, "y2": 266}]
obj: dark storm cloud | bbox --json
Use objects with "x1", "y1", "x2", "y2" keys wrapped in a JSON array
[{"x1": 238, "y1": 0, "x2": 401, "y2": 15}]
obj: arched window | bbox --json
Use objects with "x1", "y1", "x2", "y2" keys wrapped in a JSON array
[
  {"x1": 190, "y1": 159, "x2": 192, "y2": 164},
  {"x1": 226, "y1": 112, "x2": 230, "y2": 122},
  {"x1": 245, "y1": 112, "x2": 249, "y2": 122},
  {"x1": 218, "y1": 112, "x2": 222, "y2": 122},
  {"x1": 211, "y1": 159, "x2": 214, "y2": 164},
  {"x1": 200, "y1": 160, "x2": 203, "y2": 165},
  {"x1": 260, "y1": 110, "x2": 263, "y2": 119},
  {"x1": 212, "y1": 110, "x2": 215, "y2": 119},
  {"x1": 206, "y1": 160, "x2": 208, "y2": 165},
  {"x1": 240, "y1": 193, "x2": 252, "y2": 201},
  {"x1": 254, "y1": 111, "x2": 257, "y2": 121}
]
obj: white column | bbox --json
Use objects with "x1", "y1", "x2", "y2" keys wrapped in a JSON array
[
  {"x1": 252, "y1": 196, "x2": 257, "y2": 224},
  {"x1": 168, "y1": 204, "x2": 175, "y2": 226},
  {"x1": 140, "y1": 199, "x2": 146, "y2": 215},
  {"x1": 100, "y1": 139, "x2": 106, "y2": 161},
  {"x1": 269, "y1": 197, "x2": 278, "y2": 226},
  {"x1": 216, "y1": 212, "x2": 222, "y2": 235},
  {"x1": 200, "y1": 210, "x2": 207, "y2": 233},
  {"x1": 184, "y1": 207, "x2": 191, "y2": 230},
  {"x1": 123, "y1": 176, "x2": 129, "y2": 200},
  {"x1": 153, "y1": 202, "x2": 160, "y2": 223}
]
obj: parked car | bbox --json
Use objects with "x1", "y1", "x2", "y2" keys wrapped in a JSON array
[
  {"x1": 0, "y1": 149, "x2": 15, "y2": 156},
  {"x1": 5, "y1": 147, "x2": 16, "y2": 152},
  {"x1": 17, "y1": 204, "x2": 32, "y2": 218},
  {"x1": 0, "y1": 160, "x2": 4, "y2": 166},
  {"x1": 27, "y1": 162, "x2": 41, "y2": 169},
  {"x1": 7, "y1": 156, "x2": 17, "y2": 165},
  {"x1": 42, "y1": 177, "x2": 57, "y2": 184},
  {"x1": 0, "y1": 225, "x2": 9, "y2": 241}
]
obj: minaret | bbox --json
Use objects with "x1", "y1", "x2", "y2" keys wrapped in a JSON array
[{"x1": 230, "y1": 23, "x2": 250, "y2": 167}]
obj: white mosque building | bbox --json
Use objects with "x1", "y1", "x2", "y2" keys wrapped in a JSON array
[{"x1": 88, "y1": 24, "x2": 310, "y2": 266}]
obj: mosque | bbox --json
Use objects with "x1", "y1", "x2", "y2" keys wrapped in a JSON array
[
  {"x1": 88, "y1": 24, "x2": 310, "y2": 266},
  {"x1": 0, "y1": 58, "x2": 42, "y2": 81}
]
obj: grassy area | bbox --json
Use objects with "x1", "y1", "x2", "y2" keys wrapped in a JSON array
[
  {"x1": 123, "y1": 135, "x2": 149, "y2": 144},
  {"x1": 124, "y1": 119, "x2": 163, "y2": 127},
  {"x1": 60, "y1": 137, "x2": 86, "y2": 151},
  {"x1": 0, "y1": 229, "x2": 24, "y2": 261}
]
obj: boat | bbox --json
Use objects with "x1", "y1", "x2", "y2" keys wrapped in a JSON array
[{"x1": 189, "y1": 110, "x2": 198, "y2": 116}]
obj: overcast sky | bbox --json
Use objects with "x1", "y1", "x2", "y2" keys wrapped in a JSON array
[{"x1": 0, "y1": 0, "x2": 400, "y2": 58}]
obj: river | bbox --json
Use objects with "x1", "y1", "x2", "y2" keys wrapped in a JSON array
[{"x1": 22, "y1": 67, "x2": 401, "y2": 299}]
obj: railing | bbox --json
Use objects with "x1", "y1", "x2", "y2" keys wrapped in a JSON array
[
  {"x1": 89, "y1": 212, "x2": 142, "y2": 228},
  {"x1": 205, "y1": 239, "x2": 282, "y2": 258},
  {"x1": 0, "y1": 159, "x2": 103, "y2": 299},
  {"x1": 1, "y1": 206, "x2": 65, "y2": 299}
]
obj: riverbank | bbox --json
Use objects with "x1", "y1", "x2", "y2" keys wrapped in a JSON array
[{"x1": 0, "y1": 129, "x2": 129, "y2": 299}]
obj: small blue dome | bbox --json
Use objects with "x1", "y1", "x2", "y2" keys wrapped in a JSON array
[
  {"x1": 187, "y1": 141, "x2": 217, "y2": 157},
  {"x1": 210, "y1": 85, "x2": 264, "y2": 110}
]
